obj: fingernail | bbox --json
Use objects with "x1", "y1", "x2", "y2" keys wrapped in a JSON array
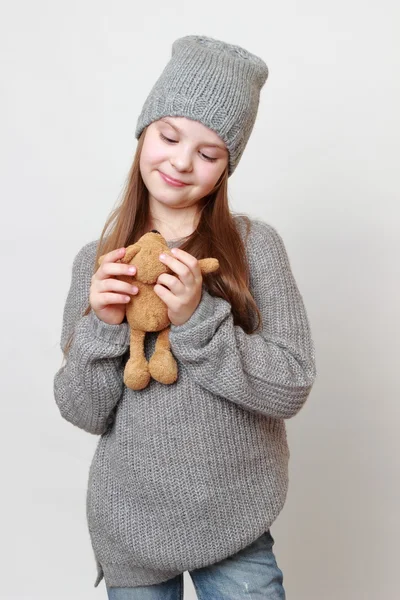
[
  {"x1": 159, "y1": 254, "x2": 166, "y2": 260},
  {"x1": 128, "y1": 266, "x2": 135, "y2": 273}
]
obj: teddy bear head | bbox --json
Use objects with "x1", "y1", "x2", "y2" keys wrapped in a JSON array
[{"x1": 117, "y1": 230, "x2": 175, "y2": 284}]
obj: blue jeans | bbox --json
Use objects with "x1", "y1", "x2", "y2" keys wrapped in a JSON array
[{"x1": 106, "y1": 529, "x2": 286, "y2": 599}]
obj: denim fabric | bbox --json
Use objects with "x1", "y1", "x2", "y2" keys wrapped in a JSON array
[{"x1": 106, "y1": 529, "x2": 286, "y2": 600}]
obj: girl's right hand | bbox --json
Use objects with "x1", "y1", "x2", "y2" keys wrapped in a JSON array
[{"x1": 89, "y1": 247, "x2": 138, "y2": 325}]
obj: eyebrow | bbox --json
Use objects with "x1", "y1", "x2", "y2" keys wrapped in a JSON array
[{"x1": 160, "y1": 118, "x2": 227, "y2": 151}]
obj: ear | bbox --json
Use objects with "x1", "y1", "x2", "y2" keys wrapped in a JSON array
[{"x1": 198, "y1": 258, "x2": 219, "y2": 274}]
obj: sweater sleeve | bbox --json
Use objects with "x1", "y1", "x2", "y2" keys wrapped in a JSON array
[
  {"x1": 53, "y1": 241, "x2": 131, "y2": 435},
  {"x1": 168, "y1": 221, "x2": 317, "y2": 419}
]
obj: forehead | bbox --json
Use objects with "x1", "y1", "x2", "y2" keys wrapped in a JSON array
[{"x1": 158, "y1": 116, "x2": 227, "y2": 150}]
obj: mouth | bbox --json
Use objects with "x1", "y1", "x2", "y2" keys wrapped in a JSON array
[{"x1": 158, "y1": 171, "x2": 189, "y2": 187}]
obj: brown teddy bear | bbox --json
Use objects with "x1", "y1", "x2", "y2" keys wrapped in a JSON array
[{"x1": 98, "y1": 230, "x2": 219, "y2": 390}]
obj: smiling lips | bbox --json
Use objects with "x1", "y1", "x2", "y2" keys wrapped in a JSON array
[{"x1": 159, "y1": 171, "x2": 189, "y2": 187}]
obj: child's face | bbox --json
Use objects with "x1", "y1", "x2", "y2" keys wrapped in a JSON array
[{"x1": 139, "y1": 117, "x2": 229, "y2": 211}]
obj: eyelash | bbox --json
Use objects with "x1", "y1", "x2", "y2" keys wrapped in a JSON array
[{"x1": 159, "y1": 133, "x2": 218, "y2": 162}]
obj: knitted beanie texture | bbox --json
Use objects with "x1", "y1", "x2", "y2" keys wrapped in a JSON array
[{"x1": 135, "y1": 35, "x2": 269, "y2": 175}]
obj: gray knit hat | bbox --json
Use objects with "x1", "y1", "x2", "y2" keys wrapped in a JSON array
[{"x1": 135, "y1": 35, "x2": 269, "y2": 176}]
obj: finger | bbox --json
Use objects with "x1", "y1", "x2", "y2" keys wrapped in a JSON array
[
  {"x1": 170, "y1": 247, "x2": 201, "y2": 274},
  {"x1": 95, "y1": 292, "x2": 133, "y2": 307},
  {"x1": 156, "y1": 273, "x2": 185, "y2": 293},
  {"x1": 159, "y1": 252, "x2": 197, "y2": 283},
  {"x1": 97, "y1": 278, "x2": 138, "y2": 296},
  {"x1": 154, "y1": 284, "x2": 180, "y2": 310},
  {"x1": 97, "y1": 261, "x2": 137, "y2": 280},
  {"x1": 98, "y1": 247, "x2": 126, "y2": 266}
]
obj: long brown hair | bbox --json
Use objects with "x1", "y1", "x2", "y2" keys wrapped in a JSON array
[{"x1": 62, "y1": 127, "x2": 262, "y2": 359}]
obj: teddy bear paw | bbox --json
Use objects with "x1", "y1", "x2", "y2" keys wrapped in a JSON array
[
  {"x1": 148, "y1": 351, "x2": 178, "y2": 385},
  {"x1": 123, "y1": 358, "x2": 151, "y2": 390}
]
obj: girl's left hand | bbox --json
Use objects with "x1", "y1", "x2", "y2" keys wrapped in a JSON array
[{"x1": 154, "y1": 248, "x2": 203, "y2": 326}]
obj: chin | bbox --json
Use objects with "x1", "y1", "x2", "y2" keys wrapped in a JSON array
[{"x1": 149, "y1": 189, "x2": 185, "y2": 204}]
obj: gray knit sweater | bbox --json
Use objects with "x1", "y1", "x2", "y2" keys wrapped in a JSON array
[{"x1": 53, "y1": 217, "x2": 316, "y2": 588}]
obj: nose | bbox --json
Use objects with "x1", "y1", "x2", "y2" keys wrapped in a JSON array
[{"x1": 170, "y1": 147, "x2": 193, "y2": 172}]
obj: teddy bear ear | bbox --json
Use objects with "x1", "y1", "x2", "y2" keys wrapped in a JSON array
[
  {"x1": 120, "y1": 243, "x2": 140, "y2": 264},
  {"x1": 98, "y1": 244, "x2": 140, "y2": 266},
  {"x1": 198, "y1": 258, "x2": 219, "y2": 274}
]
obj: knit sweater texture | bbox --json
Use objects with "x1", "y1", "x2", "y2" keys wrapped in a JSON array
[{"x1": 53, "y1": 217, "x2": 316, "y2": 588}]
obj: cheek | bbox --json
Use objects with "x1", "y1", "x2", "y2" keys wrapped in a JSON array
[
  {"x1": 140, "y1": 139, "x2": 167, "y2": 170},
  {"x1": 197, "y1": 164, "x2": 225, "y2": 190}
]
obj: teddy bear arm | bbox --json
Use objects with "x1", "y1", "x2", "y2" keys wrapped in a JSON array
[
  {"x1": 122, "y1": 243, "x2": 140, "y2": 264},
  {"x1": 198, "y1": 258, "x2": 219, "y2": 274}
]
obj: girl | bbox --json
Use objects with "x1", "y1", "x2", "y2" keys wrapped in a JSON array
[{"x1": 54, "y1": 35, "x2": 316, "y2": 599}]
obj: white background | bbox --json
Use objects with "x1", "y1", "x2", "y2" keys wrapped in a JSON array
[{"x1": 1, "y1": 1, "x2": 398, "y2": 598}]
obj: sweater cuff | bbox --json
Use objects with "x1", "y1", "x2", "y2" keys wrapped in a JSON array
[
  {"x1": 169, "y1": 290, "x2": 216, "y2": 334},
  {"x1": 86, "y1": 309, "x2": 131, "y2": 347}
]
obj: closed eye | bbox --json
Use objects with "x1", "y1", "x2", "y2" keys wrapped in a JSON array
[
  {"x1": 160, "y1": 133, "x2": 177, "y2": 144},
  {"x1": 200, "y1": 152, "x2": 217, "y2": 162},
  {"x1": 159, "y1": 133, "x2": 218, "y2": 162}
]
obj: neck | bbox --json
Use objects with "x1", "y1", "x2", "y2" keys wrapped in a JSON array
[{"x1": 147, "y1": 199, "x2": 200, "y2": 241}]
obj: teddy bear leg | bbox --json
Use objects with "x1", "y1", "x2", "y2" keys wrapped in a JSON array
[
  {"x1": 148, "y1": 327, "x2": 178, "y2": 385},
  {"x1": 124, "y1": 329, "x2": 151, "y2": 390}
]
